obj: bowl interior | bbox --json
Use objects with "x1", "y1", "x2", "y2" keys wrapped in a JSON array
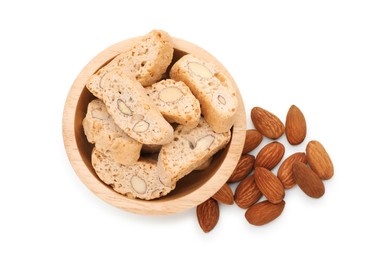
[{"x1": 74, "y1": 48, "x2": 231, "y2": 201}]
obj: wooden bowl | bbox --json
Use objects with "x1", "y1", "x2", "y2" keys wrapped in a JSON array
[{"x1": 62, "y1": 36, "x2": 246, "y2": 215}]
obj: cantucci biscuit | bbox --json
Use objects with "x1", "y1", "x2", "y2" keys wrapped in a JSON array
[
  {"x1": 82, "y1": 99, "x2": 142, "y2": 166},
  {"x1": 92, "y1": 148, "x2": 174, "y2": 200},
  {"x1": 145, "y1": 79, "x2": 201, "y2": 128},
  {"x1": 101, "y1": 68, "x2": 174, "y2": 145},
  {"x1": 86, "y1": 30, "x2": 173, "y2": 99},
  {"x1": 170, "y1": 54, "x2": 238, "y2": 133},
  {"x1": 157, "y1": 117, "x2": 231, "y2": 186}
]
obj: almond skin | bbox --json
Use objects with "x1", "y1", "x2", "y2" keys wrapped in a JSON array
[
  {"x1": 255, "y1": 142, "x2": 285, "y2": 170},
  {"x1": 293, "y1": 162, "x2": 325, "y2": 198},
  {"x1": 242, "y1": 129, "x2": 263, "y2": 154},
  {"x1": 251, "y1": 107, "x2": 285, "y2": 139},
  {"x1": 212, "y1": 183, "x2": 234, "y2": 205},
  {"x1": 254, "y1": 167, "x2": 285, "y2": 204},
  {"x1": 228, "y1": 154, "x2": 255, "y2": 183},
  {"x1": 196, "y1": 198, "x2": 219, "y2": 233},
  {"x1": 285, "y1": 105, "x2": 307, "y2": 145},
  {"x1": 306, "y1": 140, "x2": 334, "y2": 180},
  {"x1": 234, "y1": 175, "x2": 263, "y2": 209},
  {"x1": 277, "y1": 152, "x2": 307, "y2": 189},
  {"x1": 245, "y1": 200, "x2": 285, "y2": 226}
]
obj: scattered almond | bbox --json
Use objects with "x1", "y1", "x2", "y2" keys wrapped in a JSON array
[
  {"x1": 293, "y1": 162, "x2": 325, "y2": 198},
  {"x1": 227, "y1": 154, "x2": 255, "y2": 183},
  {"x1": 212, "y1": 183, "x2": 234, "y2": 205},
  {"x1": 277, "y1": 152, "x2": 307, "y2": 189},
  {"x1": 197, "y1": 105, "x2": 333, "y2": 232},
  {"x1": 251, "y1": 107, "x2": 284, "y2": 139},
  {"x1": 255, "y1": 141, "x2": 285, "y2": 170},
  {"x1": 285, "y1": 105, "x2": 306, "y2": 145},
  {"x1": 234, "y1": 175, "x2": 263, "y2": 209},
  {"x1": 254, "y1": 167, "x2": 285, "y2": 204},
  {"x1": 242, "y1": 129, "x2": 263, "y2": 154},
  {"x1": 196, "y1": 198, "x2": 219, "y2": 233},
  {"x1": 245, "y1": 200, "x2": 285, "y2": 226},
  {"x1": 306, "y1": 140, "x2": 334, "y2": 180}
]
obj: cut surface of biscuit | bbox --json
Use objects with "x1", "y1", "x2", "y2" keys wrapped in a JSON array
[
  {"x1": 92, "y1": 148, "x2": 174, "y2": 200},
  {"x1": 83, "y1": 99, "x2": 142, "y2": 166},
  {"x1": 102, "y1": 68, "x2": 173, "y2": 145},
  {"x1": 157, "y1": 117, "x2": 231, "y2": 187},
  {"x1": 145, "y1": 79, "x2": 201, "y2": 128},
  {"x1": 170, "y1": 54, "x2": 238, "y2": 133}
]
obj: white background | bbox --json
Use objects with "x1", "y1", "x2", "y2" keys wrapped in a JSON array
[{"x1": 1, "y1": 0, "x2": 389, "y2": 259}]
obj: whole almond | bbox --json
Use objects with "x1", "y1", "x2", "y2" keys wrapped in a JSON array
[
  {"x1": 196, "y1": 198, "x2": 219, "y2": 233},
  {"x1": 234, "y1": 175, "x2": 263, "y2": 209},
  {"x1": 245, "y1": 200, "x2": 285, "y2": 226},
  {"x1": 212, "y1": 183, "x2": 234, "y2": 205},
  {"x1": 277, "y1": 152, "x2": 307, "y2": 189},
  {"x1": 293, "y1": 162, "x2": 325, "y2": 198},
  {"x1": 285, "y1": 105, "x2": 307, "y2": 145},
  {"x1": 242, "y1": 129, "x2": 263, "y2": 154},
  {"x1": 228, "y1": 154, "x2": 255, "y2": 183},
  {"x1": 306, "y1": 140, "x2": 334, "y2": 180},
  {"x1": 255, "y1": 142, "x2": 285, "y2": 170},
  {"x1": 254, "y1": 167, "x2": 285, "y2": 204},
  {"x1": 251, "y1": 107, "x2": 285, "y2": 139}
]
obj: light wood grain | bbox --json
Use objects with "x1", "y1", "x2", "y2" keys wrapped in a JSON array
[{"x1": 62, "y1": 37, "x2": 246, "y2": 215}]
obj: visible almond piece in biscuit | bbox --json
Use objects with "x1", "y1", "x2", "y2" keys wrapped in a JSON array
[
  {"x1": 82, "y1": 99, "x2": 142, "y2": 166},
  {"x1": 157, "y1": 117, "x2": 231, "y2": 187},
  {"x1": 170, "y1": 54, "x2": 238, "y2": 133},
  {"x1": 92, "y1": 148, "x2": 174, "y2": 200},
  {"x1": 145, "y1": 79, "x2": 201, "y2": 128},
  {"x1": 101, "y1": 68, "x2": 174, "y2": 145}
]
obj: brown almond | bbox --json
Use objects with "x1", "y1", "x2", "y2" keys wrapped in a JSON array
[
  {"x1": 242, "y1": 129, "x2": 263, "y2": 154},
  {"x1": 254, "y1": 167, "x2": 285, "y2": 204},
  {"x1": 228, "y1": 154, "x2": 255, "y2": 183},
  {"x1": 306, "y1": 140, "x2": 334, "y2": 180},
  {"x1": 255, "y1": 142, "x2": 285, "y2": 170},
  {"x1": 212, "y1": 183, "x2": 234, "y2": 205},
  {"x1": 251, "y1": 107, "x2": 284, "y2": 139},
  {"x1": 277, "y1": 152, "x2": 307, "y2": 189},
  {"x1": 285, "y1": 105, "x2": 307, "y2": 145},
  {"x1": 196, "y1": 198, "x2": 219, "y2": 233},
  {"x1": 293, "y1": 162, "x2": 325, "y2": 198},
  {"x1": 245, "y1": 200, "x2": 285, "y2": 226},
  {"x1": 234, "y1": 175, "x2": 263, "y2": 209}
]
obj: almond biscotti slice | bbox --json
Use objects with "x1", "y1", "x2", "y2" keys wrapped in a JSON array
[
  {"x1": 92, "y1": 148, "x2": 174, "y2": 200},
  {"x1": 145, "y1": 79, "x2": 201, "y2": 128},
  {"x1": 169, "y1": 54, "x2": 238, "y2": 133},
  {"x1": 83, "y1": 99, "x2": 142, "y2": 166},
  {"x1": 102, "y1": 68, "x2": 174, "y2": 145},
  {"x1": 157, "y1": 117, "x2": 231, "y2": 187},
  {"x1": 86, "y1": 30, "x2": 174, "y2": 99}
]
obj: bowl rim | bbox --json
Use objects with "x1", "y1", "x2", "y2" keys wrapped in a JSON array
[{"x1": 62, "y1": 36, "x2": 246, "y2": 215}]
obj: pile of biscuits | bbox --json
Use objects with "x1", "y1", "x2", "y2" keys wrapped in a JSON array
[{"x1": 82, "y1": 30, "x2": 238, "y2": 200}]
